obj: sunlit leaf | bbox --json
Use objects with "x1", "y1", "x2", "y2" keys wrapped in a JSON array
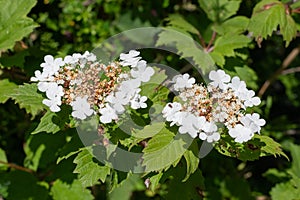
[
  {"x1": 73, "y1": 148, "x2": 110, "y2": 187},
  {"x1": 51, "y1": 180, "x2": 94, "y2": 200},
  {"x1": 0, "y1": 0, "x2": 38, "y2": 50}
]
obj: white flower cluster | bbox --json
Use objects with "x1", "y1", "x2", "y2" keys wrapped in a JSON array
[
  {"x1": 31, "y1": 50, "x2": 154, "y2": 123},
  {"x1": 162, "y1": 70, "x2": 266, "y2": 143}
]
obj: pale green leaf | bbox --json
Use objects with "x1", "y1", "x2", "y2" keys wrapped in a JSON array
[
  {"x1": 156, "y1": 29, "x2": 215, "y2": 74},
  {"x1": 51, "y1": 180, "x2": 94, "y2": 200},
  {"x1": 0, "y1": 79, "x2": 17, "y2": 103},
  {"x1": 270, "y1": 179, "x2": 300, "y2": 200},
  {"x1": 109, "y1": 174, "x2": 145, "y2": 200},
  {"x1": 9, "y1": 83, "x2": 45, "y2": 118},
  {"x1": 287, "y1": 143, "x2": 300, "y2": 178},
  {"x1": 198, "y1": 0, "x2": 242, "y2": 23},
  {"x1": 0, "y1": 0, "x2": 38, "y2": 50},
  {"x1": 213, "y1": 34, "x2": 251, "y2": 57},
  {"x1": 281, "y1": 15, "x2": 297, "y2": 47},
  {"x1": 73, "y1": 148, "x2": 110, "y2": 187},
  {"x1": 148, "y1": 172, "x2": 163, "y2": 192},
  {"x1": 213, "y1": 16, "x2": 250, "y2": 35},
  {"x1": 31, "y1": 111, "x2": 60, "y2": 134},
  {"x1": 132, "y1": 122, "x2": 165, "y2": 139},
  {"x1": 0, "y1": 148, "x2": 7, "y2": 170},
  {"x1": 142, "y1": 126, "x2": 193, "y2": 172},
  {"x1": 257, "y1": 135, "x2": 289, "y2": 160},
  {"x1": 166, "y1": 14, "x2": 200, "y2": 35},
  {"x1": 248, "y1": 1, "x2": 286, "y2": 41},
  {"x1": 183, "y1": 141, "x2": 199, "y2": 182}
]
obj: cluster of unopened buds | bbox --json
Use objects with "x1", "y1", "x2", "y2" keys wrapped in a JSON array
[
  {"x1": 162, "y1": 70, "x2": 266, "y2": 143},
  {"x1": 31, "y1": 50, "x2": 154, "y2": 123}
]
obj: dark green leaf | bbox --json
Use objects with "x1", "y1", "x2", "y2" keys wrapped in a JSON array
[{"x1": 0, "y1": 79, "x2": 17, "y2": 103}]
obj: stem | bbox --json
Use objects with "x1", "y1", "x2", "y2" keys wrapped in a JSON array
[
  {"x1": 0, "y1": 160, "x2": 34, "y2": 174},
  {"x1": 206, "y1": 31, "x2": 217, "y2": 51},
  {"x1": 197, "y1": 32, "x2": 207, "y2": 49},
  {"x1": 258, "y1": 46, "x2": 300, "y2": 97}
]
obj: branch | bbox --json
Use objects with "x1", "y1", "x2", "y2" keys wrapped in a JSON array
[
  {"x1": 196, "y1": 32, "x2": 207, "y2": 49},
  {"x1": 281, "y1": 66, "x2": 300, "y2": 75},
  {"x1": 0, "y1": 160, "x2": 34, "y2": 174},
  {"x1": 258, "y1": 46, "x2": 300, "y2": 97}
]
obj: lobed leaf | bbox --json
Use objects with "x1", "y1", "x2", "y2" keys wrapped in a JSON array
[
  {"x1": 142, "y1": 126, "x2": 194, "y2": 172},
  {"x1": 73, "y1": 148, "x2": 110, "y2": 187},
  {"x1": 198, "y1": 0, "x2": 242, "y2": 23},
  {"x1": 51, "y1": 180, "x2": 94, "y2": 200},
  {"x1": 0, "y1": 0, "x2": 38, "y2": 51},
  {"x1": 0, "y1": 79, "x2": 17, "y2": 103},
  {"x1": 9, "y1": 83, "x2": 46, "y2": 118}
]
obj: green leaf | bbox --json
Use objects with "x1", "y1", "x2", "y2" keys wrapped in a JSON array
[
  {"x1": 132, "y1": 122, "x2": 165, "y2": 139},
  {"x1": 0, "y1": 50, "x2": 29, "y2": 69},
  {"x1": 270, "y1": 177, "x2": 300, "y2": 200},
  {"x1": 148, "y1": 172, "x2": 163, "y2": 192},
  {"x1": 9, "y1": 83, "x2": 45, "y2": 118},
  {"x1": 166, "y1": 14, "x2": 200, "y2": 35},
  {"x1": 215, "y1": 134, "x2": 288, "y2": 161},
  {"x1": 198, "y1": 0, "x2": 242, "y2": 23},
  {"x1": 281, "y1": 15, "x2": 297, "y2": 47},
  {"x1": 0, "y1": 148, "x2": 7, "y2": 170},
  {"x1": 248, "y1": 1, "x2": 286, "y2": 42},
  {"x1": 142, "y1": 126, "x2": 194, "y2": 172},
  {"x1": 109, "y1": 173, "x2": 145, "y2": 200},
  {"x1": 212, "y1": 34, "x2": 251, "y2": 57},
  {"x1": 51, "y1": 180, "x2": 94, "y2": 200},
  {"x1": 213, "y1": 16, "x2": 250, "y2": 35},
  {"x1": 162, "y1": 167, "x2": 205, "y2": 200},
  {"x1": 287, "y1": 143, "x2": 300, "y2": 178},
  {"x1": 0, "y1": 79, "x2": 17, "y2": 103},
  {"x1": 24, "y1": 132, "x2": 67, "y2": 170},
  {"x1": 0, "y1": 171, "x2": 49, "y2": 200},
  {"x1": 73, "y1": 148, "x2": 110, "y2": 187},
  {"x1": 156, "y1": 29, "x2": 215, "y2": 74},
  {"x1": 0, "y1": 0, "x2": 38, "y2": 51},
  {"x1": 183, "y1": 141, "x2": 199, "y2": 182},
  {"x1": 31, "y1": 111, "x2": 60, "y2": 134}
]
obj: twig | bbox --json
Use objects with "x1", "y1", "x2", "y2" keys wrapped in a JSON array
[
  {"x1": 0, "y1": 160, "x2": 34, "y2": 174},
  {"x1": 281, "y1": 66, "x2": 300, "y2": 75},
  {"x1": 258, "y1": 46, "x2": 300, "y2": 97}
]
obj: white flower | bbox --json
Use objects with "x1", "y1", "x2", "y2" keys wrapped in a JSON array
[
  {"x1": 199, "y1": 121, "x2": 220, "y2": 142},
  {"x1": 99, "y1": 104, "x2": 118, "y2": 123},
  {"x1": 83, "y1": 51, "x2": 97, "y2": 62},
  {"x1": 173, "y1": 74, "x2": 195, "y2": 91},
  {"x1": 228, "y1": 76, "x2": 248, "y2": 98},
  {"x1": 118, "y1": 79, "x2": 141, "y2": 98},
  {"x1": 45, "y1": 84, "x2": 64, "y2": 99},
  {"x1": 42, "y1": 97, "x2": 62, "y2": 112},
  {"x1": 119, "y1": 50, "x2": 141, "y2": 67},
  {"x1": 241, "y1": 113, "x2": 266, "y2": 133},
  {"x1": 209, "y1": 70, "x2": 230, "y2": 90},
  {"x1": 40, "y1": 55, "x2": 64, "y2": 76},
  {"x1": 162, "y1": 102, "x2": 182, "y2": 124},
  {"x1": 130, "y1": 60, "x2": 154, "y2": 82},
  {"x1": 178, "y1": 112, "x2": 204, "y2": 138},
  {"x1": 228, "y1": 124, "x2": 254, "y2": 143},
  {"x1": 130, "y1": 94, "x2": 147, "y2": 109},
  {"x1": 30, "y1": 70, "x2": 52, "y2": 82},
  {"x1": 106, "y1": 92, "x2": 126, "y2": 114},
  {"x1": 70, "y1": 96, "x2": 94, "y2": 120},
  {"x1": 242, "y1": 90, "x2": 261, "y2": 107},
  {"x1": 64, "y1": 53, "x2": 82, "y2": 65}
]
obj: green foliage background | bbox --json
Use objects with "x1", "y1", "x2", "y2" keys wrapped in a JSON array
[{"x1": 1, "y1": 0, "x2": 300, "y2": 199}]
